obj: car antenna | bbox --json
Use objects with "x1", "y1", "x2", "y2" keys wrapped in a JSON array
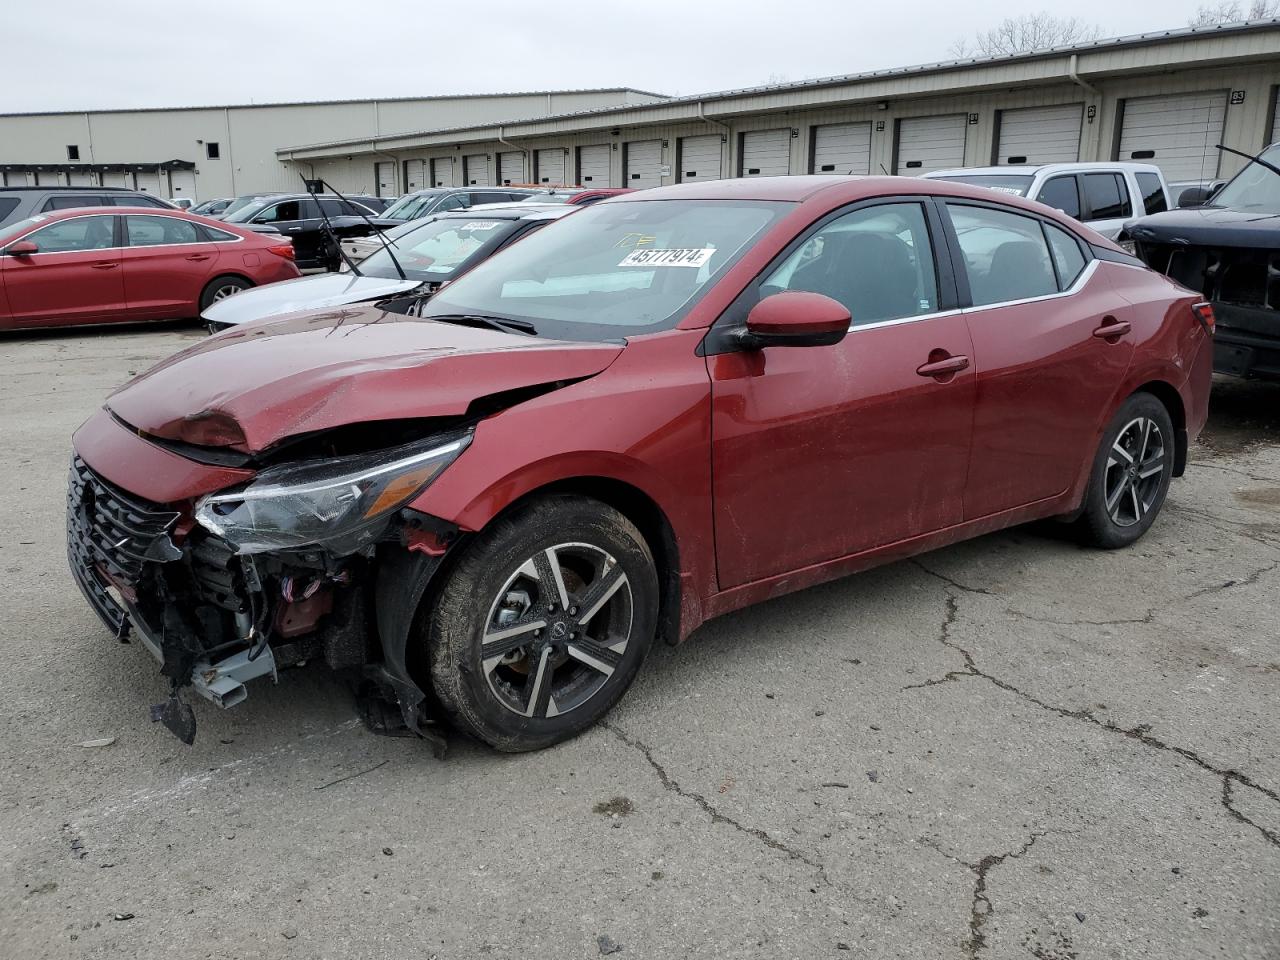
[
  {"x1": 1215, "y1": 144, "x2": 1280, "y2": 180},
  {"x1": 314, "y1": 177, "x2": 408, "y2": 282},
  {"x1": 299, "y1": 175, "x2": 364, "y2": 277},
  {"x1": 879, "y1": 164, "x2": 889, "y2": 175}
]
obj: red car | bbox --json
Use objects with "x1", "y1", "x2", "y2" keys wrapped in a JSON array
[
  {"x1": 68, "y1": 177, "x2": 1211, "y2": 753},
  {"x1": 0, "y1": 207, "x2": 299, "y2": 330}
]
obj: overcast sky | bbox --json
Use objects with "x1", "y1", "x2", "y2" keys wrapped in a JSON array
[{"x1": 3, "y1": 0, "x2": 1221, "y2": 113}]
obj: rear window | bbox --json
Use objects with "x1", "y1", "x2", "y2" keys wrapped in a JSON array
[
  {"x1": 1136, "y1": 173, "x2": 1168, "y2": 215},
  {"x1": 1035, "y1": 177, "x2": 1081, "y2": 219},
  {"x1": 43, "y1": 195, "x2": 110, "y2": 211},
  {"x1": 1082, "y1": 173, "x2": 1131, "y2": 220},
  {"x1": 0, "y1": 198, "x2": 18, "y2": 223},
  {"x1": 202, "y1": 225, "x2": 241, "y2": 241},
  {"x1": 933, "y1": 175, "x2": 1033, "y2": 197}
]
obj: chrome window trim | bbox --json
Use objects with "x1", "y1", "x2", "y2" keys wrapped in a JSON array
[
  {"x1": 2, "y1": 211, "x2": 244, "y2": 255},
  {"x1": 846, "y1": 307, "x2": 964, "y2": 333}
]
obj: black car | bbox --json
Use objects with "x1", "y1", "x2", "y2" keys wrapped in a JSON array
[
  {"x1": 0, "y1": 185, "x2": 172, "y2": 229},
  {"x1": 220, "y1": 193, "x2": 385, "y2": 270},
  {"x1": 1125, "y1": 142, "x2": 1280, "y2": 380}
]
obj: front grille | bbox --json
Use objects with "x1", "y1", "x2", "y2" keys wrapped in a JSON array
[{"x1": 66, "y1": 455, "x2": 180, "y2": 634}]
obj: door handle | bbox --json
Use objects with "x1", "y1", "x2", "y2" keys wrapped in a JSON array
[
  {"x1": 185, "y1": 254, "x2": 211, "y2": 261},
  {"x1": 90, "y1": 262, "x2": 119, "y2": 270},
  {"x1": 286, "y1": 226, "x2": 303, "y2": 232},
  {"x1": 1092, "y1": 316, "x2": 1131, "y2": 340},
  {"x1": 916, "y1": 354, "x2": 970, "y2": 379}
]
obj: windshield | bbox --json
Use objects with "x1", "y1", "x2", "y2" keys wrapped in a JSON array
[
  {"x1": 380, "y1": 193, "x2": 440, "y2": 221},
  {"x1": 1210, "y1": 144, "x2": 1280, "y2": 214},
  {"x1": 933, "y1": 174, "x2": 1034, "y2": 197},
  {"x1": 220, "y1": 196, "x2": 273, "y2": 220},
  {"x1": 419, "y1": 199, "x2": 789, "y2": 340},
  {"x1": 361, "y1": 216, "x2": 520, "y2": 281}
]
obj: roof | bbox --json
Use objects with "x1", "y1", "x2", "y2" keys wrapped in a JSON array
[
  {"x1": 434, "y1": 203, "x2": 575, "y2": 220},
  {"x1": 925, "y1": 161, "x2": 1164, "y2": 177},
  {"x1": 280, "y1": 18, "x2": 1280, "y2": 156},
  {"x1": 2, "y1": 88, "x2": 669, "y2": 119}
]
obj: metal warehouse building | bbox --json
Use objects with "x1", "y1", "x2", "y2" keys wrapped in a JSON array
[
  {"x1": 0, "y1": 89, "x2": 665, "y2": 199},
  {"x1": 2, "y1": 20, "x2": 1278, "y2": 201},
  {"x1": 286, "y1": 20, "x2": 1280, "y2": 194}
]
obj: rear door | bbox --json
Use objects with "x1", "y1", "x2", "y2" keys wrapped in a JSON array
[
  {"x1": 1077, "y1": 171, "x2": 1134, "y2": 239},
  {"x1": 940, "y1": 200, "x2": 1134, "y2": 518},
  {"x1": 708, "y1": 199, "x2": 973, "y2": 586},
  {"x1": 251, "y1": 197, "x2": 323, "y2": 263},
  {"x1": 120, "y1": 214, "x2": 219, "y2": 318},
  {"x1": 1, "y1": 214, "x2": 125, "y2": 326}
]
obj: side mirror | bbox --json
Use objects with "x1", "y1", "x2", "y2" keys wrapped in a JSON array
[
  {"x1": 1178, "y1": 187, "x2": 1213, "y2": 208},
  {"x1": 741, "y1": 290, "x2": 851, "y2": 348},
  {"x1": 4, "y1": 240, "x2": 37, "y2": 257}
]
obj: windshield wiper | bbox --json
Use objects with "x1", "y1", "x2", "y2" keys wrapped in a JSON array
[
  {"x1": 427, "y1": 313, "x2": 538, "y2": 336},
  {"x1": 1215, "y1": 144, "x2": 1280, "y2": 181}
]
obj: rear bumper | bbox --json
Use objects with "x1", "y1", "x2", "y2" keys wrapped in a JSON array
[{"x1": 1212, "y1": 303, "x2": 1280, "y2": 380}]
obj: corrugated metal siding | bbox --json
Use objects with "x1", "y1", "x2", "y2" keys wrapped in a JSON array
[
  {"x1": 498, "y1": 151, "x2": 524, "y2": 185},
  {"x1": 535, "y1": 148, "x2": 566, "y2": 185},
  {"x1": 431, "y1": 157, "x2": 456, "y2": 187},
  {"x1": 995, "y1": 104, "x2": 1082, "y2": 164},
  {"x1": 677, "y1": 135, "x2": 722, "y2": 182},
  {"x1": 896, "y1": 114, "x2": 967, "y2": 175},
  {"x1": 1117, "y1": 90, "x2": 1227, "y2": 181},
  {"x1": 576, "y1": 144, "x2": 610, "y2": 185},
  {"x1": 811, "y1": 122, "x2": 871, "y2": 174},
  {"x1": 463, "y1": 154, "x2": 489, "y2": 186},
  {"x1": 624, "y1": 140, "x2": 662, "y2": 187},
  {"x1": 739, "y1": 129, "x2": 790, "y2": 176}
]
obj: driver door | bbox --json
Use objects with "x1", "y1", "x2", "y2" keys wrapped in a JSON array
[
  {"x1": 1, "y1": 214, "x2": 126, "y2": 326},
  {"x1": 708, "y1": 200, "x2": 975, "y2": 588}
]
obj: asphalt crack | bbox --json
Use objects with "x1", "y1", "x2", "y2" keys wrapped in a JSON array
[
  {"x1": 903, "y1": 583, "x2": 1280, "y2": 851},
  {"x1": 910, "y1": 558, "x2": 997, "y2": 597},
  {"x1": 963, "y1": 832, "x2": 1046, "y2": 959},
  {"x1": 602, "y1": 721, "x2": 830, "y2": 881}
]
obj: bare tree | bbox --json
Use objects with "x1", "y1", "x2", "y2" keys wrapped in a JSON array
[
  {"x1": 1189, "y1": 0, "x2": 1279, "y2": 25},
  {"x1": 950, "y1": 13, "x2": 1105, "y2": 58}
]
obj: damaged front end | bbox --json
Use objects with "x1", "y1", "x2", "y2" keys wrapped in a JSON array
[{"x1": 66, "y1": 430, "x2": 472, "y2": 754}]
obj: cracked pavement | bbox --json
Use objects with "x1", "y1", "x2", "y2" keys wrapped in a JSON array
[{"x1": 1, "y1": 328, "x2": 1278, "y2": 959}]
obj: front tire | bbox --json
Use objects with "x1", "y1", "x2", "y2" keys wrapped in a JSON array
[
  {"x1": 426, "y1": 495, "x2": 659, "y2": 752},
  {"x1": 1076, "y1": 392, "x2": 1175, "y2": 549}
]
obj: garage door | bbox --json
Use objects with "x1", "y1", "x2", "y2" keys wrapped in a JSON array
[
  {"x1": 102, "y1": 171, "x2": 129, "y2": 189},
  {"x1": 624, "y1": 140, "x2": 662, "y2": 187},
  {"x1": 135, "y1": 169, "x2": 163, "y2": 195},
  {"x1": 463, "y1": 154, "x2": 489, "y2": 186},
  {"x1": 677, "y1": 135, "x2": 722, "y2": 182},
  {"x1": 168, "y1": 168, "x2": 196, "y2": 199},
  {"x1": 404, "y1": 159, "x2": 427, "y2": 192},
  {"x1": 375, "y1": 161, "x2": 395, "y2": 196},
  {"x1": 498, "y1": 151, "x2": 524, "y2": 186},
  {"x1": 996, "y1": 104, "x2": 1082, "y2": 165},
  {"x1": 431, "y1": 157, "x2": 455, "y2": 188},
  {"x1": 577, "y1": 144, "x2": 610, "y2": 185},
  {"x1": 535, "y1": 148, "x2": 566, "y2": 186},
  {"x1": 1118, "y1": 91, "x2": 1228, "y2": 181},
  {"x1": 68, "y1": 169, "x2": 95, "y2": 187},
  {"x1": 811, "y1": 122, "x2": 871, "y2": 174},
  {"x1": 896, "y1": 115, "x2": 967, "y2": 175},
  {"x1": 740, "y1": 129, "x2": 790, "y2": 177}
]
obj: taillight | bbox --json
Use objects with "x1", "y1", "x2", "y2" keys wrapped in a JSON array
[
  {"x1": 1192, "y1": 301, "x2": 1215, "y2": 334},
  {"x1": 266, "y1": 243, "x2": 295, "y2": 261}
]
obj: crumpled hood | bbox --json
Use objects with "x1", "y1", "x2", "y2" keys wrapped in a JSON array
[
  {"x1": 202, "y1": 273, "x2": 422, "y2": 326},
  {"x1": 107, "y1": 306, "x2": 624, "y2": 453},
  {"x1": 1126, "y1": 207, "x2": 1280, "y2": 249}
]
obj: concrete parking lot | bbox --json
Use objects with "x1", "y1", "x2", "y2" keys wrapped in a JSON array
[{"x1": 1, "y1": 323, "x2": 1277, "y2": 960}]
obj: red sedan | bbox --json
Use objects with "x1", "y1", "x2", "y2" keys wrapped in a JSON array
[
  {"x1": 68, "y1": 176, "x2": 1211, "y2": 752},
  {"x1": 0, "y1": 207, "x2": 299, "y2": 330}
]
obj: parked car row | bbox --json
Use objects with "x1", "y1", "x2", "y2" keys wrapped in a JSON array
[{"x1": 63, "y1": 174, "x2": 1212, "y2": 754}]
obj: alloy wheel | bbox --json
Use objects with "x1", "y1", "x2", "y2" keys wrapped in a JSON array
[
  {"x1": 211, "y1": 283, "x2": 244, "y2": 301},
  {"x1": 481, "y1": 542, "x2": 633, "y2": 719},
  {"x1": 1104, "y1": 417, "x2": 1166, "y2": 527}
]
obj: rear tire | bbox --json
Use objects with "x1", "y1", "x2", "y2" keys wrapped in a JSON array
[
  {"x1": 1076, "y1": 392, "x2": 1175, "y2": 549},
  {"x1": 199, "y1": 275, "x2": 252, "y2": 312},
  {"x1": 426, "y1": 495, "x2": 659, "y2": 752}
]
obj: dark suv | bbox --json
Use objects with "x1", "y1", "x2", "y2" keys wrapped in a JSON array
[
  {"x1": 0, "y1": 186, "x2": 172, "y2": 229},
  {"x1": 220, "y1": 193, "x2": 385, "y2": 270}
]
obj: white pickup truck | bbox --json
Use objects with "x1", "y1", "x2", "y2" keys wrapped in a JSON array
[{"x1": 923, "y1": 162, "x2": 1171, "y2": 240}]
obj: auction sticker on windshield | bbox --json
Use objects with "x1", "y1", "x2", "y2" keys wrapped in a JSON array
[
  {"x1": 460, "y1": 221, "x2": 504, "y2": 231},
  {"x1": 618, "y1": 248, "x2": 715, "y2": 268}
]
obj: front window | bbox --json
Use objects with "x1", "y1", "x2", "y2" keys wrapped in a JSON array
[
  {"x1": 24, "y1": 215, "x2": 116, "y2": 252},
  {"x1": 381, "y1": 194, "x2": 440, "y2": 220},
  {"x1": 419, "y1": 199, "x2": 789, "y2": 340},
  {"x1": 219, "y1": 196, "x2": 268, "y2": 220},
  {"x1": 933, "y1": 174, "x2": 1034, "y2": 197},
  {"x1": 1210, "y1": 144, "x2": 1280, "y2": 214},
  {"x1": 360, "y1": 216, "x2": 519, "y2": 282}
]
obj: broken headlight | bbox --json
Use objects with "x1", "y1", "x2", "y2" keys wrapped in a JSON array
[{"x1": 194, "y1": 431, "x2": 472, "y2": 555}]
